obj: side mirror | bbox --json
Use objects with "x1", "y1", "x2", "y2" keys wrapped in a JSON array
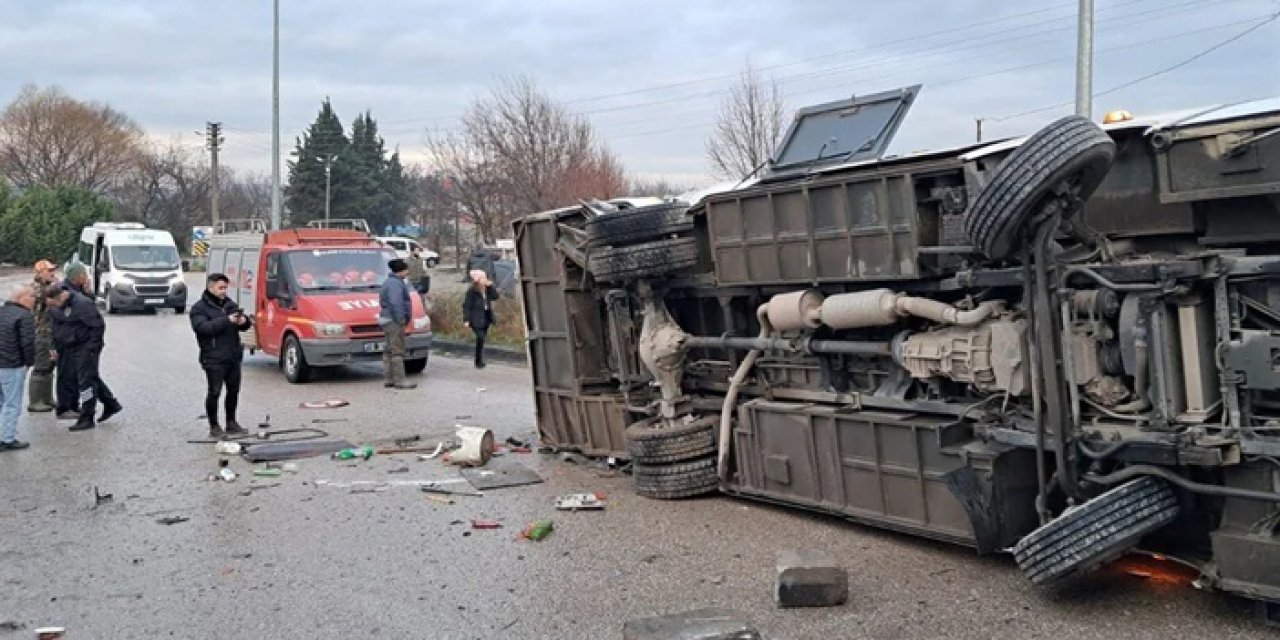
[{"x1": 265, "y1": 279, "x2": 280, "y2": 300}]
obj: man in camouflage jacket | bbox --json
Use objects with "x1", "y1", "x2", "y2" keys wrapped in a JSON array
[{"x1": 26, "y1": 260, "x2": 58, "y2": 413}]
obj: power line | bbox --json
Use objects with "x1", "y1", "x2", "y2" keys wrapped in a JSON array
[
  {"x1": 990, "y1": 9, "x2": 1280, "y2": 122},
  {"x1": 594, "y1": 0, "x2": 1239, "y2": 135},
  {"x1": 607, "y1": 12, "x2": 1277, "y2": 141}
]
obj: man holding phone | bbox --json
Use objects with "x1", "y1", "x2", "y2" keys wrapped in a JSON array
[{"x1": 190, "y1": 273, "x2": 252, "y2": 438}]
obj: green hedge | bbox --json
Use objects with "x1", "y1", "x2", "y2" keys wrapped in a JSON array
[{"x1": 0, "y1": 186, "x2": 114, "y2": 265}]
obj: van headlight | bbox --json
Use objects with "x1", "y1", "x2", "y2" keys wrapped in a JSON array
[
  {"x1": 315, "y1": 322, "x2": 345, "y2": 337},
  {"x1": 413, "y1": 316, "x2": 431, "y2": 331}
]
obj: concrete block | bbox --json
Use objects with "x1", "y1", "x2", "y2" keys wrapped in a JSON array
[
  {"x1": 623, "y1": 608, "x2": 762, "y2": 640},
  {"x1": 775, "y1": 548, "x2": 848, "y2": 608}
]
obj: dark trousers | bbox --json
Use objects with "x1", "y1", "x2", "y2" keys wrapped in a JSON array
[
  {"x1": 56, "y1": 348, "x2": 78, "y2": 412},
  {"x1": 472, "y1": 327, "x2": 488, "y2": 366},
  {"x1": 203, "y1": 363, "x2": 242, "y2": 427},
  {"x1": 76, "y1": 347, "x2": 116, "y2": 420}
]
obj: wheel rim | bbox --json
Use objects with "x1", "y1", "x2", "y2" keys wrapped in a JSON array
[{"x1": 285, "y1": 342, "x2": 299, "y2": 375}]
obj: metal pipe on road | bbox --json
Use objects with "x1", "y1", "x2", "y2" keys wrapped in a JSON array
[{"x1": 684, "y1": 335, "x2": 891, "y2": 357}]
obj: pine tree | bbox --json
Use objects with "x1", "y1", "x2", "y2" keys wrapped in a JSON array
[
  {"x1": 342, "y1": 111, "x2": 385, "y2": 230},
  {"x1": 284, "y1": 99, "x2": 349, "y2": 225}
]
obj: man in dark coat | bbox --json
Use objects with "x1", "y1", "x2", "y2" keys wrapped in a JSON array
[
  {"x1": 462, "y1": 271, "x2": 499, "y2": 369},
  {"x1": 189, "y1": 273, "x2": 252, "y2": 438},
  {"x1": 0, "y1": 284, "x2": 37, "y2": 450},
  {"x1": 47, "y1": 279, "x2": 82, "y2": 420},
  {"x1": 46, "y1": 264, "x2": 122, "y2": 431}
]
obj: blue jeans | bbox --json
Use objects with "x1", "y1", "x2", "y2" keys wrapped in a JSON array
[{"x1": 0, "y1": 367, "x2": 27, "y2": 443}]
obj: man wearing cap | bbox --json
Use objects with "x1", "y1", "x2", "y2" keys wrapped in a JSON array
[
  {"x1": 377, "y1": 258, "x2": 417, "y2": 390},
  {"x1": 0, "y1": 284, "x2": 37, "y2": 451},
  {"x1": 26, "y1": 260, "x2": 59, "y2": 413},
  {"x1": 47, "y1": 264, "x2": 122, "y2": 431}
]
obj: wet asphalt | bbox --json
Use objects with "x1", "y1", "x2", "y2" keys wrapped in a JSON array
[{"x1": 0, "y1": 275, "x2": 1275, "y2": 639}]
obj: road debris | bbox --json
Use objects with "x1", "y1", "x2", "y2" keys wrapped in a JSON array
[
  {"x1": 461, "y1": 458, "x2": 543, "y2": 490},
  {"x1": 252, "y1": 467, "x2": 282, "y2": 478},
  {"x1": 34, "y1": 627, "x2": 66, "y2": 640},
  {"x1": 93, "y1": 486, "x2": 114, "y2": 507},
  {"x1": 310, "y1": 418, "x2": 349, "y2": 424},
  {"x1": 299, "y1": 398, "x2": 349, "y2": 409},
  {"x1": 243, "y1": 440, "x2": 354, "y2": 462},
  {"x1": 448, "y1": 426, "x2": 494, "y2": 466},
  {"x1": 219, "y1": 468, "x2": 238, "y2": 482},
  {"x1": 420, "y1": 481, "x2": 483, "y2": 497},
  {"x1": 424, "y1": 495, "x2": 454, "y2": 505},
  {"x1": 331, "y1": 445, "x2": 375, "y2": 460},
  {"x1": 555, "y1": 493, "x2": 607, "y2": 511},
  {"x1": 0, "y1": 621, "x2": 24, "y2": 631},
  {"x1": 518, "y1": 519, "x2": 554, "y2": 541},
  {"x1": 622, "y1": 608, "x2": 760, "y2": 640},
  {"x1": 156, "y1": 516, "x2": 190, "y2": 525},
  {"x1": 776, "y1": 548, "x2": 848, "y2": 608},
  {"x1": 213, "y1": 441, "x2": 243, "y2": 455},
  {"x1": 387, "y1": 466, "x2": 410, "y2": 474},
  {"x1": 471, "y1": 519, "x2": 503, "y2": 529},
  {"x1": 418, "y1": 442, "x2": 449, "y2": 460}
]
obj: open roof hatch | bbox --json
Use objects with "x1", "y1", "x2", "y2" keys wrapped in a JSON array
[{"x1": 764, "y1": 84, "x2": 921, "y2": 179}]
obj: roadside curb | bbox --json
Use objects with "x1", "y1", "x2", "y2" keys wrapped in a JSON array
[{"x1": 432, "y1": 336, "x2": 527, "y2": 365}]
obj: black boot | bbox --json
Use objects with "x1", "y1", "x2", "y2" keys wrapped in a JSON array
[
  {"x1": 225, "y1": 420, "x2": 247, "y2": 436},
  {"x1": 209, "y1": 424, "x2": 225, "y2": 439},
  {"x1": 69, "y1": 416, "x2": 96, "y2": 431},
  {"x1": 99, "y1": 399, "x2": 123, "y2": 424}
]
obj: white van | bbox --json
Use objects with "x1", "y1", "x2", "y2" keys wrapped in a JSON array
[
  {"x1": 375, "y1": 236, "x2": 439, "y2": 267},
  {"x1": 74, "y1": 222, "x2": 188, "y2": 314}
]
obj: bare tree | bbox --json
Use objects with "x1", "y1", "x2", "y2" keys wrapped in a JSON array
[
  {"x1": 0, "y1": 84, "x2": 144, "y2": 194},
  {"x1": 423, "y1": 76, "x2": 625, "y2": 243},
  {"x1": 705, "y1": 65, "x2": 786, "y2": 179},
  {"x1": 114, "y1": 140, "x2": 211, "y2": 237},
  {"x1": 629, "y1": 176, "x2": 700, "y2": 198}
]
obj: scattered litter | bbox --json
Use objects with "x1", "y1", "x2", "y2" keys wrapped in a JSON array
[
  {"x1": 420, "y1": 481, "x2": 483, "y2": 497},
  {"x1": 471, "y1": 519, "x2": 503, "y2": 529},
  {"x1": 505, "y1": 436, "x2": 530, "y2": 448},
  {"x1": 237, "y1": 483, "x2": 280, "y2": 496},
  {"x1": 253, "y1": 467, "x2": 282, "y2": 478},
  {"x1": 281, "y1": 462, "x2": 300, "y2": 474},
  {"x1": 214, "y1": 441, "x2": 243, "y2": 455},
  {"x1": 258, "y1": 413, "x2": 271, "y2": 429},
  {"x1": 219, "y1": 468, "x2": 238, "y2": 482},
  {"x1": 448, "y1": 426, "x2": 495, "y2": 466},
  {"x1": 518, "y1": 519, "x2": 554, "y2": 541},
  {"x1": 0, "y1": 621, "x2": 24, "y2": 631},
  {"x1": 424, "y1": 495, "x2": 455, "y2": 505},
  {"x1": 387, "y1": 466, "x2": 410, "y2": 474},
  {"x1": 316, "y1": 478, "x2": 476, "y2": 492},
  {"x1": 418, "y1": 442, "x2": 450, "y2": 460},
  {"x1": 455, "y1": 415, "x2": 472, "y2": 420},
  {"x1": 311, "y1": 418, "x2": 349, "y2": 424},
  {"x1": 93, "y1": 486, "x2": 114, "y2": 507},
  {"x1": 350, "y1": 487, "x2": 388, "y2": 494},
  {"x1": 623, "y1": 608, "x2": 760, "y2": 640},
  {"x1": 555, "y1": 493, "x2": 607, "y2": 511},
  {"x1": 461, "y1": 458, "x2": 543, "y2": 490},
  {"x1": 34, "y1": 627, "x2": 66, "y2": 640},
  {"x1": 156, "y1": 516, "x2": 189, "y2": 525},
  {"x1": 300, "y1": 398, "x2": 349, "y2": 409},
  {"x1": 332, "y1": 445, "x2": 375, "y2": 460},
  {"x1": 243, "y1": 440, "x2": 354, "y2": 462}
]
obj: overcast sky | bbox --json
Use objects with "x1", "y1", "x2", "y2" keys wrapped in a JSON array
[{"x1": 2, "y1": 0, "x2": 1277, "y2": 186}]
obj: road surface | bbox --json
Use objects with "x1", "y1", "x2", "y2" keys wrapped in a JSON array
[{"x1": 0, "y1": 275, "x2": 1272, "y2": 638}]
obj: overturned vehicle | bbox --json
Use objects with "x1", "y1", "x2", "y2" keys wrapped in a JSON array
[{"x1": 514, "y1": 87, "x2": 1280, "y2": 621}]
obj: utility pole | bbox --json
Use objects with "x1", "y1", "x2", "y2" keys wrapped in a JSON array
[
  {"x1": 323, "y1": 155, "x2": 334, "y2": 222},
  {"x1": 1075, "y1": 0, "x2": 1094, "y2": 119},
  {"x1": 270, "y1": 0, "x2": 282, "y2": 230},
  {"x1": 206, "y1": 122, "x2": 223, "y2": 229},
  {"x1": 975, "y1": 118, "x2": 984, "y2": 143}
]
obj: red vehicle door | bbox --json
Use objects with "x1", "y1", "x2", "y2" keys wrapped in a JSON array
[{"x1": 258, "y1": 250, "x2": 290, "y2": 355}]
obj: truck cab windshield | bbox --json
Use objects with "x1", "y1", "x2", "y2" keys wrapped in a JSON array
[
  {"x1": 285, "y1": 248, "x2": 394, "y2": 291},
  {"x1": 113, "y1": 245, "x2": 180, "y2": 271}
]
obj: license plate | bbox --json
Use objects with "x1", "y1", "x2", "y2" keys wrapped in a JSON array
[
  {"x1": 363, "y1": 341, "x2": 386, "y2": 353},
  {"x1": 144, "y1": 298, "x2": 164, "y2": 304}
]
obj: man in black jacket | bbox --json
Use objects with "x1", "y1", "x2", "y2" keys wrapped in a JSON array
[
  {"x1": 47, "y1": 279, "x2": 82, "y2": 420},
  {"x1": 189, "y1": 273, "x2": 252, "y2": 438},
  {"x1": 0, "y1": 284, "x2": 37, "y2": 450},
  {"x1": 46, "y1": 265, "x2": 122, "y2": 431}
]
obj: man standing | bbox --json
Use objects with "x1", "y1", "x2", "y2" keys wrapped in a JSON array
[
  {"x1": 49, "y1": 264, "x2": 122, "y2": 431},
  {"x1": 0, "y1": 284, "x2": 37, "y2": 451},
  {"x1": 26, "y1": 260, "x2": 58, "y2": 413},
  {"x1": 408, "y1": 245, "x2": 431, "y2": 311},
  {"x1": 189, "y1": 273, "x2": 252, "y2": 438},
  {"x1": 48, "y1": 279, "x2": 81, "y2": 420},
  {"x1": 378, "y1": 258, "x2": 417, "y2": 390}
]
